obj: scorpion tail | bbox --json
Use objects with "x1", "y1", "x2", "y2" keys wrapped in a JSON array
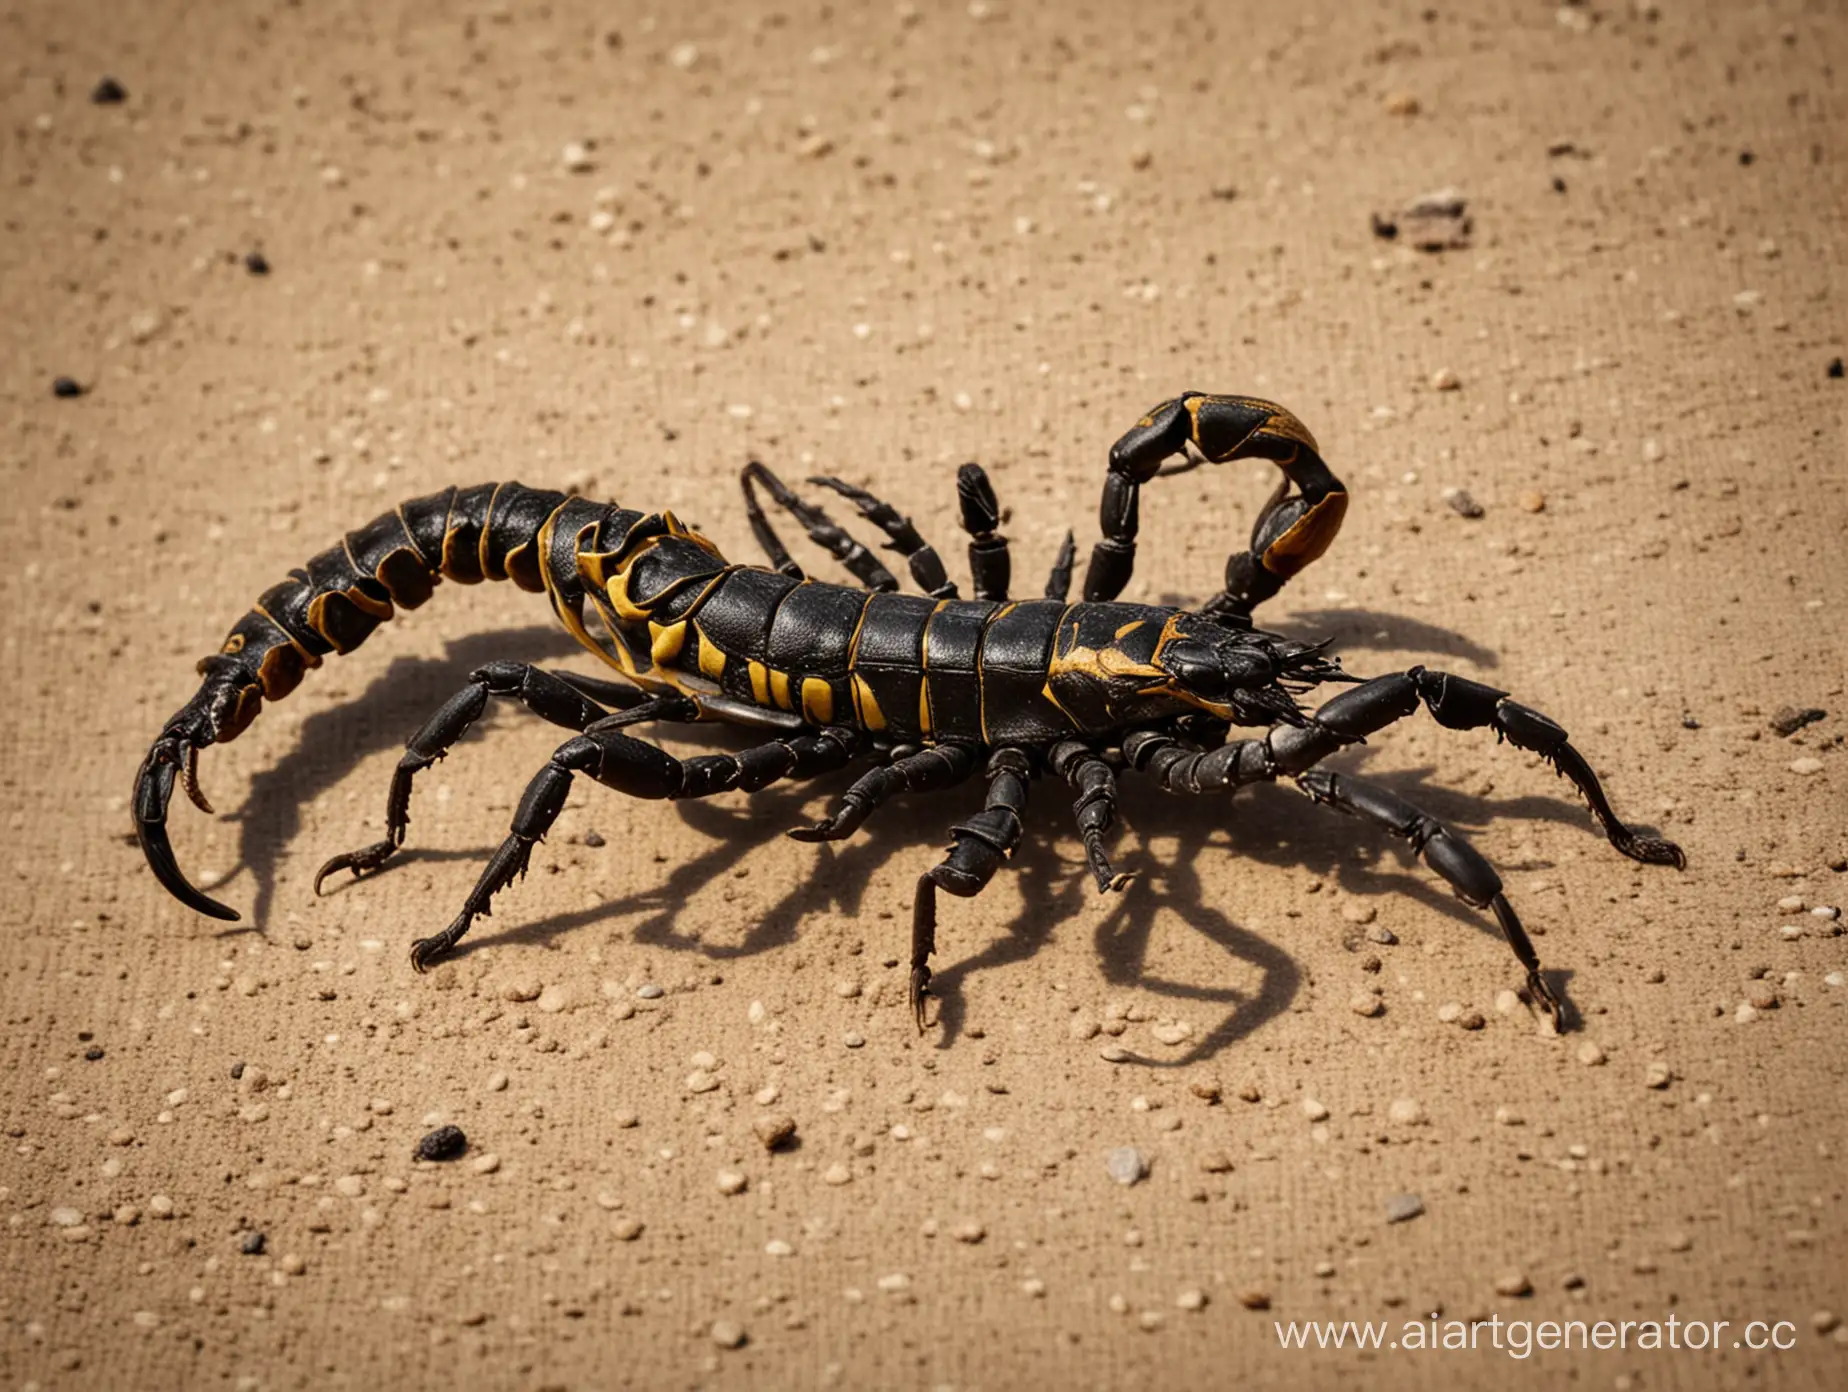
[{"x1": 133, "y1": 482, "x2": 568, "y2": 921}]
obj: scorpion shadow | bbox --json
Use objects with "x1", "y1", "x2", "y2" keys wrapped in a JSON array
[
  {"x1": 457, "y1": 746, "x2": 1594, "y2": 1062},
  {"x1": 236, "y1": 612, "x2": 1616, "y2": 1061},
  {"x1": 228, "y1": 625, "x2": 585, "y2": 929}
]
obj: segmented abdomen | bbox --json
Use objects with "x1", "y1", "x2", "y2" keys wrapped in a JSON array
[{"x1": 195, "y1": 482, "x2": 566, "y2": 743}]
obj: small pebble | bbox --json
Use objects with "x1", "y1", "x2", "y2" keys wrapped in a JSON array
[
  {"x1": 686, "y1": 1070, "x2": 720, "y2": 1093},
  {"x1": 1518, "y1": 490, "x2": 1547, "y2": 513},
  {"x1": 52, "y1": 376, "x2": 85, "y2": 399},
  {"x1": 822, "y1": 1163, "x2": 852, "y2": 1185},
  {"x1": 1367, "y1": 925, "x2": 1397, "y2": 946},
  {"x1": 1388, "y1": 1098, "x2": 1424, "y2": 1126},
  {"x1": 415, "y1": 1125, "x2": 468, "y2": 1162},
  {"x1": 1444, "y1": 487, "x2": 1485, "y2": 519},
  {"x1": 952, "y1": 1221, "x2": 986, "y2": 1244},
  {"x1": 1766, "y1": 707, "x2": 1826, "y2": 745},
  {"x1": 753, "y1": 1114, "x2": 797, "y2": 1150},
  {"x1": 1384, "y1": 1193, "x2": 1425, "y2": 1224},
  {"x1": 1383, "y1": 91, "x2": 1421, "y2": 116},
  {"x1": 244, "y1": 252, "x2": 270, "y2": 276},
  {"x1": 1301, "y1": 1098, "x2": 1330, "y2": 1122},
  {"x1": 240, "y1": 1231, "x2": 266, "y2": 1256},
  {"x1": 636, "y1": 984, "x2": 665, "y2": 1000},
  {"x1": 561, "y1": 141, "x2": 595, "y2": 172},
  {"x1": 1828, "y1": 357, "x2": 1845, "y2": 379},
  {"x1": 1644, "y1": 1060, "x2": 1673, "y2": 1089},
  {"x1": 716, "y1": 1171, "x2": 747, "y2": 1196},
  {"x1": 1577, "y1": 1042, "x2": 1606, "y2": 1066},
  {"x1": 710, "y1": 1319, "x2": 747, "y2": 1349},
  {"x1": 91, "y1": 77, "x2": 127, "y2": 104},
  {"x1": 279, "y1": 1253, "x2": 306, "y2": 1276},
  {"x1": 1494, "y1": 1270, "x2": 1533, "y2": 1298},
  {"x1": 1176, "y1": 1288, "x2": 1208, "y2": 1312},
  {"x1": 1430, "y1": 367, "x2": 1460, "y2": 391},
  {"x1": 612, "y1": 1216, "x2": 644, "y2": 1240},
  {"x1": 1235, "y1": 1286, "x2": 1272, "y2": 1310},
  {"x1": 583, "y1": 830, "x2": 606, "y2": 847},
  {"x1": 470, "y1": 1153, "x2": 501, "y2": 1175},
  {"x1": 1788, "y1": 757, "x2": 1823, "y2": 776},
  {"x1": 1105, "y1": 1146, "x2": 1147, "y2": 1186},
  {"x1": 1349, "y1": 993, "x2": 1383, "y2": 1017},
  {"x1": 501, "y1": 980, "x2": 541, "y2": 1004}
]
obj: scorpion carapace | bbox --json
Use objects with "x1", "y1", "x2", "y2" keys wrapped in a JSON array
[{"x1": 134, "y1": 392, "x2": 1684, "y2": 1031}]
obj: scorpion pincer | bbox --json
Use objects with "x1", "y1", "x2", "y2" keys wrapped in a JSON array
[{"x1": 134, "y1": 392, "x2": 1683, "y2": 1031}]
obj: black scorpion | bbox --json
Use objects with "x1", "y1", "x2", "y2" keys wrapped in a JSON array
[{"x1": 134, "y1": 393, "x2": 1684, "y2": 1030}]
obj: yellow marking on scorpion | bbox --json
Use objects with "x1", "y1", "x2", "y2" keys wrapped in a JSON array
[
  {"x1": 801, "y1": 678, "x2": 834, "y2": 725},
  {"x1": 769, "y1": 669, "x2": 793, "y2": 712},
  {"x1": 748, "y1": 661, "x2": 771, "y2": 706},
  {"x1": 649, "y1": 620, "x2": 687, "y2": 666},
  {"x1": 694, "y1": 623, "x2": 727, "y2": 680},
  {"x1": 1261, "y1": 489, "x2": 1349, "y2": 576},
  {"x1": 851, "y1": 674, "x2": 885, "y2": 731}
]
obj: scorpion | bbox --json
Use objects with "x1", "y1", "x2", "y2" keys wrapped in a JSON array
[{"x1": 134, "y1": 392, "x2": 1684, "y2": 1030}]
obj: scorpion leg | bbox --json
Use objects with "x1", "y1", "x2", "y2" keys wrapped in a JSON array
[
  {"x1": 409, "y1": 724, "x2": 863, "y2": 971},
  {"x1": 956, "y1": 464, "x2": 1011, "y2": 602},
  {"x1": 1043, "y1": 531, "x2": 1077, "y2": 602},
  {"x1": 806, "y1": 475, "x2": 958, "y2": 598},
  {"x1": 1294, "y1": 769, "x2": 1565, "y2": 1027},
  {"x1": 739, "y1": 461, "x2": 899, "y2": 590},
  {"x1": 1122, "y1": 730, "x2": 1566, "y2": 1023},
  {"x1": 1262, "y1": 669, "x2": 1685, "y2": 868},
  {"x1": 1083, "y1": 392, "x2": 1347, "y2": 620},
  {"x1": 1046, "y1": 740, "x2": 1135, "y2": 893},
  {"x1": 908, "y1": 747, "x2": 1030, "y2": 1031},
  {"x1": 788, "y1": 743, "x2": 979, "y2": 843},
  {"x1": 314, "y1": 663, "x2": 688, "y2": 894}
]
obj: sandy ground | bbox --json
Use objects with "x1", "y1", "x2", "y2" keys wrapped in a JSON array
[{"x1": 2, "y1": 0, "x2": 1844, "y2": 1387}]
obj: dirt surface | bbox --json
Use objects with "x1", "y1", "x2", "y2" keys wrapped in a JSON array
[{"x1": 3, "y1": 0, "x2": 1844, "y2": 1387}]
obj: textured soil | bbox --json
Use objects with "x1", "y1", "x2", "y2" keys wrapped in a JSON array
[{"x1": 2, "y1": 0, "x2": 1844, "y2": 1388}]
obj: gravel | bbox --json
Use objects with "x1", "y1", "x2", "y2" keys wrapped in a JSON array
[
  {"x1": 1769, "y1": 707, "x2": 1826, "y2": 737},
  {"x1": 1105, "y1": 1146, "x2": 1147, "y2": 1186},
  {"x1": 414, "y1": 1125, "x2": 468, "y2": 1162},
  {"x1": 1384, "y1": 1193, "x2": 1425, "y2": 1224},
  {"x1": 1444, "y1": 487, "x2": 1485, "y2": 518}
]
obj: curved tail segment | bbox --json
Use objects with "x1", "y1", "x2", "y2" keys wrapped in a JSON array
[{"x1": 134, "y1": 482, "x2": 566, "y2": 921}]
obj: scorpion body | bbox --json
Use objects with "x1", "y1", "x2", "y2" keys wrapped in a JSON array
[{"x1": 136, "y1": 393, "x2": 1682, "y2": 1029}]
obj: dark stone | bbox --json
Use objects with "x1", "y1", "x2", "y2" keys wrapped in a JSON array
[
  {"x1": 91, "y1": 77, "x2": 127, "y2": 105},
  {"x1": 415, "y1": 1124, "x2": 468, "y2": 1162},
  {"x1": 1769, "y1": 707, "x2": 1826, "y2": 738},
  {"x1": 52, "y1": 377, "x2": 84, "y2": 399},
  {"x1": 244, "y1": 252, "x2": 270, "y2": 276},
  {"x1": 240, "y1": 1231, "x2": 266, "y2": 1256}
]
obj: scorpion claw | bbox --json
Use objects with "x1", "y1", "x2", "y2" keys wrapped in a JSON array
[
  {"x1": 784, "y1": 823, "x2": 832, "y2": 844},
  {"x1": 313, "y1": 840, "x2": 399, "y2": 895},
  {"x1": 133, "y1": 744, "x2": 240, "y2": 922},
  {"x1": 1526, "y1": 970, "x2": 1567, "y2": 1031},
  {"x1": 180, "y1": 744, "x2": 215, "y2": 815},
  {"x1": 909, "y1": 966, "x2": 933, "y2": 1033},
  {"x1": 1617, "y1": 833, "x2": 1686, "y2": 871}
]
